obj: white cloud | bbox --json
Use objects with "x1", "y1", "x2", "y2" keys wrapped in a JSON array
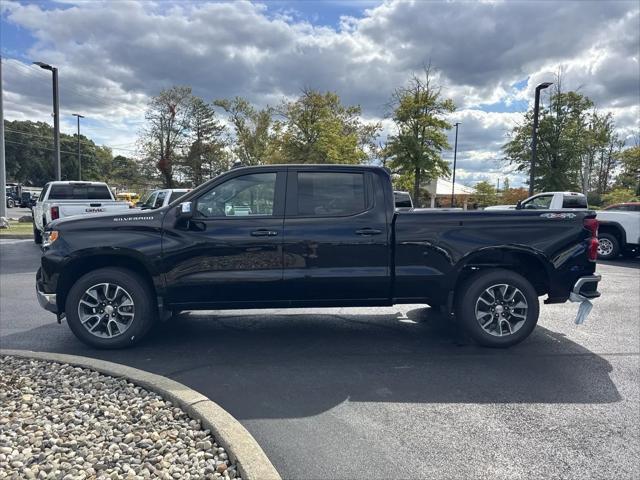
[{"x1": 1, "y1": 0, "x2": 638, "y2": 183}]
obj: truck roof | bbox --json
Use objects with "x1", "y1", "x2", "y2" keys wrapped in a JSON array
[{"x1": 46, "y1": 181, "x2": 109, "y2": 186}]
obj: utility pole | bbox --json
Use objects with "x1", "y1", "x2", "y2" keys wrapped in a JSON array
[
  {"x1": 0, "y1": 56, "x2": 6, "y2": 219},
  {"x1": 530, "y1": 82, "x2": 553, "y2": 196},
  {"x1": 34, "y1": 62, "x2": 61, "y2": 180},
  {"x1": 450, "y1": 122, "x2": 460, "y2": 207},
  {"x1": 72, "y1": 113, "x2": 84, "y2": 180}
]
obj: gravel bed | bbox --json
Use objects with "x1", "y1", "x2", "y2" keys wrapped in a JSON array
[{"x1": 0, "y1": 355, "x2": 241, "y2": 480}]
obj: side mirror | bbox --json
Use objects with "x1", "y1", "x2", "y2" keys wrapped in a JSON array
[
  {"x1": 177, "y1": 201, "x2": 193, "y2": 219},
  {"x1": 515, "y1": 200, "x2": 523, "y2": 210}
]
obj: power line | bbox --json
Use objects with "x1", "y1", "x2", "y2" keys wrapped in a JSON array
[
  {"x1": 4, "y1": 128, "x2": 140, "y2": 153},
  {"x1": 5, "y1": 138, "x2": 95, "y2": 157}
]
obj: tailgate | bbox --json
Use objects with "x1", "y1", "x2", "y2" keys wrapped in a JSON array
[{"x1": 57, "y1": 202, "x2": 130, "y2": 219}]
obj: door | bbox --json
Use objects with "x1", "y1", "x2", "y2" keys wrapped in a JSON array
[
  {"x1": 163, "y1": 170, "x2": 286, "y2": 306},
  {"x1": 282, "y1": 169, "x2": 390, "y2": 304}
]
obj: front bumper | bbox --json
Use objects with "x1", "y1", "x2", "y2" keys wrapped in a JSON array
[{"x1": 36, "y1": 267, "x2": 58, "y2": 314}]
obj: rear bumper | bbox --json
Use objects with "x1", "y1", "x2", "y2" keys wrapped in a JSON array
[{"x1": 572, "y1": 274, "x2": 601, "y2": 299}]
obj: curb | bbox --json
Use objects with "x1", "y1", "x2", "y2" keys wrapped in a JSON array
[{"x1": 0, "y1": 349, "x2": 281, "y2": 480}]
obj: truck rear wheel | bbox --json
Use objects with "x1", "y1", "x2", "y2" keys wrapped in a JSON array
[
  {"x1": 65, "y1": 267, "x2": 156, "y2": 349},
  {"x1": 597, "y1": 233, "x2": 620, "y2": 260},
  {"x1": 455, "y1": 269, "x2": 539, "y2": 348}
]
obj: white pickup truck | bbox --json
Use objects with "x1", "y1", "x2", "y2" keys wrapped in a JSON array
[
  {"x1": 33, "y1": 181, "x2": 130, "y2": 244},
  {"x1": 485, "y1": 191, "x2": 588, "y2": 210},
  {"x1": 595, "y1": 208, "x2": 640, "y2": 260}
]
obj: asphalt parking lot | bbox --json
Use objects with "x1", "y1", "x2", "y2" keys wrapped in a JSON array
[{"x1": 1, "y1": 238, "x2": 638, "y2": 480}]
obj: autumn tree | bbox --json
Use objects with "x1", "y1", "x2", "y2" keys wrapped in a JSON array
[
  {"x1": 384, "y1": 65, "x2": 455, "y2": 207},
  {"x1": 272, "y1": 89, "x2": 380, "y2": 165},
  {"x1": 141, "y1": 86, "x2": 193, "y2": 187},
  {"x1": 214, "y1": 97, "x2": 273, "y2": 166}
]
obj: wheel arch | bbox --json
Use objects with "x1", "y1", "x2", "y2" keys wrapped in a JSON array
[
  {"x1": 56, "y1": 252, "x2": 159, "y2": 314},
  {"x1": 598, "y1": 221, "x2": 626, "y2": 245},
  {"x1": 453, "y1": 247, "x2": 552, "y2": 298}
]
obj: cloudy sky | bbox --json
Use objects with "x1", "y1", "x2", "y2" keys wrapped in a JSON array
[{"x1": 1, "y1": 0, "x2": 638, "y2": 186}]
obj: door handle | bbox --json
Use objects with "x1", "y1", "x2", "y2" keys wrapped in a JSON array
[
  {"x1": 355, "y1": 228, "x2": 382, "y2": 236},
  {"x1": 251, "y1": 229, "x2": 279, "y2": 237}
]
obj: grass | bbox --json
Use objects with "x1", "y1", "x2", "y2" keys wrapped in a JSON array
[{"x1": 0, "y1": 220, "x2": 34, "y2": 236}]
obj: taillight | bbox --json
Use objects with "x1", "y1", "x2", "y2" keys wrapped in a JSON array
[
  {"x1": 584, "y1": 218, "x2": 599, "y2": 261},
  {"x1": 50, "y1": 206, "x2": 60, "y2": 221}
]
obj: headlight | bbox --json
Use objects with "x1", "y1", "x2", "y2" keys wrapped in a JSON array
[{"x1": 42, "y1": 230, "x2": 59, "y2": 248}]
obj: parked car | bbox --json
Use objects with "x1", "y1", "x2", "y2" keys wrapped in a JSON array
[
  {"x1": 485, "y1": 192, "x2": 588, "y2": 210},
  {"x1": 595, "y1": 210, "x2": 640, "y2": 259},
  {"x1": 137, "y1": 189, "x2": 189, "y2": 210},
  {"x1": 36, "y1": 165, "x2": 601, "y2": 349},
  {"x1": 603, "y1": 202, "x2": 640, "y2": 212},
  {"x1": 33, "y1": 181, "x2": 130, "y2": 244}
]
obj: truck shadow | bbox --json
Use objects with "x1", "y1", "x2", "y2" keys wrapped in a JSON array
[{"x1": 3, "y1": 306, "x2": 621, "y2": 420}]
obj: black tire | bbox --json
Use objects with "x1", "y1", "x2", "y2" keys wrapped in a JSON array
[
  {"x1": 33, "y1": 226, "x2": 42, "y2": 245},
  {"x1": 455, "y1": 269, "x2": 540, "y2": 348},
  {"x1": 65, "y1": 267, "x2": 156, "y2": 349},
  {"x1": 597, "y1": 233, "x2": 620, "y2": 260},
  {"x1": 7, "y1": 199, "x2": 14, "y2": 208}
]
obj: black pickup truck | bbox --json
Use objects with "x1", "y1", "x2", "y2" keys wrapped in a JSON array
[{"x1": 36, "y1": 165, "x2": 601, "y2": 348}]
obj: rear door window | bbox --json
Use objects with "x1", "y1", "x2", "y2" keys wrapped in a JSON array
[
  {"x1": 48, "y1": 184, "x2": 113, "y2": 200},
  {"x1": 296, "y1": 172, "x2": 367, "y2": 217},
  {"x1": 562, "y1": 195, "x2": 588, "y2": 208},
  {"x1": 169, "y1": 191, "x2": 187, "y2": 203}
]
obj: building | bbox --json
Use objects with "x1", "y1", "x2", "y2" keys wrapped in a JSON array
[{"x1": 424, "y1": 178, "x2": 475, "y2": 209}]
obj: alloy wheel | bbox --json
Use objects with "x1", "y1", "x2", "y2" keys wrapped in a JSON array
[
  {"x1": 475, "y1": 283, "x2": 528, "y2": 337},
  {"x1": 77, "y1": 283, "x2": 135, "y2": 338}
]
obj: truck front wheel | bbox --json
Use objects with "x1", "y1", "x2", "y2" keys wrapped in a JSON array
[
  {"x1": 65, "y1": 267, "x2": 156, "y2": 349},
  {"x1": 597, "y1": 233, "x2": 620, "y2": 260},
  {"x1": 455, "y1": 269, "x2": 539, "y2": 348},
  {"x1": 33, "y1": 226, "x2": 42, "y2": 245}
]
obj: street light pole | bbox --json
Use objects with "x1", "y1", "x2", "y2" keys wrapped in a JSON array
[
  {"x1": 34, "y1": 62, "x2": 61, "y2": 180},
  {"x1": 0, "y1": 56, "x2": 7, "y2": 219},
  {"x1": 530, "y1": 82, "x2": 553, "y2": 196},
  {"x1": 72, "y1": 113, "x2": 84, "y2": 180},
  {"x1": 450, "y1": 122, "x2": 460, "y2": 207}
]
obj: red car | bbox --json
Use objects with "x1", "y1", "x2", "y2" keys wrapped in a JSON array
[{"x1": 603, "y1": 202, "x2": 640, "y2": 212}]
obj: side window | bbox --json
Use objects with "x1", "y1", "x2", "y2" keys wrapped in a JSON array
[
  {"x1": 522, "y1": 195, "x2": 553, "y2": 209},
  {"x1": 196, "y1": 173, "x2": 276, "y2": 218},
  {"x1": 154, "y1": 191, "x2": 167, "y2": 209},
  {"x1": 562, "y1": 195, "x2": 587, "y2": 208},
  {"x1": 142, "y1": 192, "x2": 157, "y2": 209},
  {"x1": 39, "y1": 185, "x2": 49, "y2": 201},
  {"x1": 297, "y1": 172, "x2": 366, "y2": 217}
]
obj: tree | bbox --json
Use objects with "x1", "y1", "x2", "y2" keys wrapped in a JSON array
[
  {"x1": 614, "y1": 145, "x2": 640, "y2": 195},
  {"x1": 503, "y1": 177, "x2": 510, "y2": 192},
  {"x1": 502, "y1": 187, "x2": 529, "y2": 205},
  {"x1": 141, "y1": 86, "x2": 193, "y2": 188},
  {"x1": 503, "y1": 74, "x2": 623, "y2": 195},
  {"x1": 601, "y1": 187, "x2": 640, "y2": 206},
  {"x1": 182, "y1": 97, "x2": 228, "y2": 186},
  {"x1": 470, "y1": 181, "x2": 498, "y2": 208},
  {"x1": 384, "y1": 65, "x2": 455, "y2": 207},
  {"x1": 214, "y1": 97, "x2": 273, "y2": 166},
  {"x1": 272, "y1": 89, "x2": 380, "y2": 165}
]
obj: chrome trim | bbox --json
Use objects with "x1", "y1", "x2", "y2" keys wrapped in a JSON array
[
  {"x1": 572, "y1": 274, "x2": 601, "y2": 295},
  {"x1": 36, "y1": 287, "x2": 58, "y2": 313}
]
